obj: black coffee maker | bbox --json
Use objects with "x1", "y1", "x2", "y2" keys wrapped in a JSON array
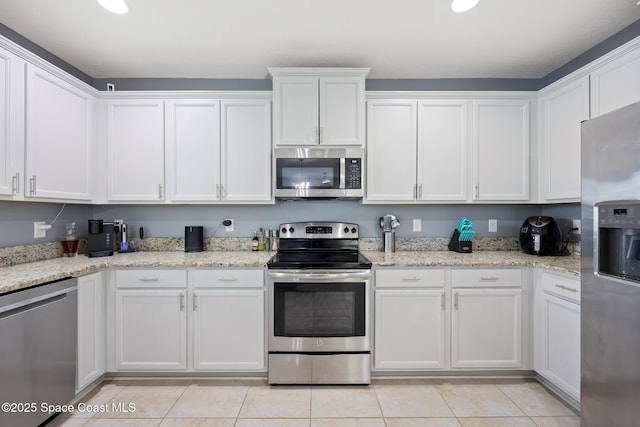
[
  {"x1": 519, "y1": 216, "x2": 563, "y2": 256},
  {"x1": 88, "y1": 219, "x2": 114, "y2": 257}
]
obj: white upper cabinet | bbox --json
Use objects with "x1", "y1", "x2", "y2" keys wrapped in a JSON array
[
  {"x1": 590, "y1": 45, "x2": 640, "y2": 117},
  {"x1": 540, "y1": 75, "x2": 590, "y2": 202},
  {"x1": 107, "y1": 99, "x2": 165, "y2": 202},
  {"x1": 0, "y1": 46, "x2": 24, "y2": 199},
  {"x1": 220, "y1": 99, "x2": 272, "y2": 202},
  {"x1": 417, "y1": 100, "x2": 469, "y2": 201},
  {"x1": 25, "y1": 63, "x2": 92, "y2": 201},
  {"x1": 165, "y1": 99, "x2": 221, "y2": 202},
  {"x1": 366, "y1": 99, "x2": 417, "y2": 201},
  {"x1": 472, "y1": 99, "x2": 530, "y2": 201},
  {"x1": 165, "y1": 98, "x2": 271, "y2": 203},
  {"x1": 270, "y1": 68, "x2": 368, "y2": 146}
]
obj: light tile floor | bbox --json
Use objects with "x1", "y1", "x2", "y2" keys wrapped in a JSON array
[{"x1": 47, "y1": 380, "x2": 579, "y2": 427}]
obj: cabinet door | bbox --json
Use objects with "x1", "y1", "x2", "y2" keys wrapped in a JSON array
[
  {"x1": 319, "y1": 76, "x2": 365, "y2": 145},
  {"x1": 115, "y1": 290, "x2": 187, "y2": 370},
  {"x1": 591, "y1": 47, "x2": 640, "y2": 117},
  {"x1": 541, "y1": 76, "x2": 590, "y2": 201},
  {"x1": 417, "y1": 100, "x2": 469, "y2": 201},
  {"x1": 77, "y1": 272, "x2": 105, "y2": 392},
  {"x1": 221, "y1": 99, "x2": 272, "y2": 202},
  {"x1": 107, "y1": 100, "x2": 164, "y2": 201},
  {"x1": 25, "y1": 64, "x2": 92, "y2": 200},
  {"x1": 472, "y1": 99, "x2": 529, "y2": 201},
  {"x1": 165, "y1": 99, "x2": 220, "y2": 202},
  {"x1": 0, "y1": 48, "x2": 24, "y2": 198},
  {"x1": 374, "y1": 289, "x2": 446, "y2": 369},
  {"x1": 193, "y1": 289, "x2": 265, "y2": 370},
  {"x1": 365, "y1": 99, "x2": 417, "y2": 201},
  {"x1": 451, "y1": 288, "x2": 522, "y2": 368},
  {"x1": 542, "y1": 292, "x2": 580, "y2": 400},
  {"x1": 272, "y1": 76, "x2": 319, "y2": 145}
]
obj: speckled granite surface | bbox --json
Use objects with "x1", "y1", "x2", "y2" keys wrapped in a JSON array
[{"x1": 1, "y1": 247, "x2": 580, "y2": 295}]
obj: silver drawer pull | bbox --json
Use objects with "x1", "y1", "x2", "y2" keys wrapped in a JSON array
[
  {"x1": 138, "y1": 277, "x2": 160, "y2": 282},
  {"x1": 555, "y1": 284, "x2": 578, "y2": 293},
  {"x1": 401, "y1": 277, "x2": 422, "y2": 282},
  {"x1": 218, "y1": 277, "x2": 238, "y2": 282},
  {"x1": 480, "y1": 276, "x2": 500, "y2": 282},
  {"x1": 441, "y1": 292, "x2": 446, "y2": 311}
]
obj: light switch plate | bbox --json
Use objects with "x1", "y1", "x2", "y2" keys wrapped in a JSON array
[
  {"x1": 488, "y1": 219, "x2": 498, "y2": 233},
  {"x1": 34, "y1": 221, "x2": 47, "y2": 238},
  {"x1": 413, "y1": 218, "x2": 421, "y2": 232}
]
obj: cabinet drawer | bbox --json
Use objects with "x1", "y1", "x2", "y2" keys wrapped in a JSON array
[
  {"x1": 451, "y1": 269, "x2": 522, "y2": 288},
  {"x1": 115, "y1": 269, "x2": 187, "y2": 288},
  {"x1": 542, "y1": 271, "x2": 581, "y2": 303},
  {"x1": 193, "y1": 269, "x2": 264, "y2": 288},
  {"x1": 375, "y1": 269, "x2": 446, "y2": 288}
]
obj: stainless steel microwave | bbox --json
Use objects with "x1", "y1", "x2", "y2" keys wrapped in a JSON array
[{"x1": 274, "y1": 147, "x2": 364, "y2": 199}]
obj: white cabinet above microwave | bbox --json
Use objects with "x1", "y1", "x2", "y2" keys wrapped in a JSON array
[{"x1": 269, "y1": 68, "x2": 369, "y2": 146}]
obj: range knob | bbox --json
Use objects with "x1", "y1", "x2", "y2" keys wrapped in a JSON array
[
  {"x1": 281, "y1": 227, "x2": 287, "y2": 234},
  {"x1": 289, "y1": 227, "x2": 295, "y2": 233},
  {"x1": 344, "y1": 227, "x2": 350, "y2": 233},
  {"x1": 351, "y1": 227, "x2": 357, "y2": 234}
]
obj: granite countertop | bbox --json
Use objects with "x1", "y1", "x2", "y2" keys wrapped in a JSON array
[{"x1": 0, "y1": 250, "x2": 580, "y2": 295}]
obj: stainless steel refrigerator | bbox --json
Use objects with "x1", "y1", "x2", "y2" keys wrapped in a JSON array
[{"x1": 581, "y1": 100, "x2": 640, "y2": 426}]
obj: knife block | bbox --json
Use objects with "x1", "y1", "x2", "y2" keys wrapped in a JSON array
[{"x1": 448, "y1": 229, "x2": 472, "y2": 253}]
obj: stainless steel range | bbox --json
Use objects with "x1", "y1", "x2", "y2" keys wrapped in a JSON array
[{"x1": 267, "y1": 221, "x2": 372, "y2": 384}]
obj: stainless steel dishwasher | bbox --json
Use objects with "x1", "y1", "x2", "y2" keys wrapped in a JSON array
[{"x1": 0, "y1": 278, "x2": 78, "y2": 427}]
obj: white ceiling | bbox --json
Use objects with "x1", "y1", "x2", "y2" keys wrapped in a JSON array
[{"x1": 1, "y1": 0, "x2": 640, "y2": 79}]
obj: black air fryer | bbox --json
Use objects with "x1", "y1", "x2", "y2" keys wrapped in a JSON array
[{"x1": 519, "y1": 216, "x2": 563, "y2": 256}]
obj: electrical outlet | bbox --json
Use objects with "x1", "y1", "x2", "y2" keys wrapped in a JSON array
[
  {"x1": 488, "y1": 219, "x2": 498, "y2": 233},
  {"x1": 224, "y1": 219, "x2": 234, "y2": 232},
  {"x1": 573, "y1": 219, "x2": 581, "y2": 234},
  {"x1": 413, "y1": 218, "x2": 422, "y2": 232},
  {"x1": 33, "y1": 221, "x2": 50, "y2": 238}
]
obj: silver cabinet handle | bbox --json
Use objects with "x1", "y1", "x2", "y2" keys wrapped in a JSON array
[
  {"x1": 413, "y1": 184, "x2": 417, "y2": 200},
  {"x1": 315, "y1": 126, "x2": 319, "y2": 144},
  {"x1": 193, "y1": 294, "x2": 198, "y2": 311},
  {"x1": 138, "y1": 277, "x2": 160, "y2": 282},
  {"x1": 480, "y1": 277, "x2": 500, "y2": 282},
  {"x1": 218, "y1": 277, "x2": 238, "y2": 282},
  {"x1": 474, "y1": 183, "x2": 479, "y2": 199},
  {"x1": 418, "y1": 184, "x2": 423, "y2": 199},
  {"x1": 29, "y1": 175, "x2": 36, "y2": 195},
  {"x1": 11, "y1": 173, "x2": 18, "y2": 195},
  {"x1": 555, "y1": 284, "x2": 578, "y2": 293},
  {"x1": 220, "y1": 184, "x2": 225, "y2": 199},
  {"x1": 216, "y1": 184, "x2": 220, "y2": 199},
  {"x1": 180, "y1": 293, "x2": 185, "y2": 311},
  {"x1": 158, "y1": 184, "x2": 164, "y2": 199},
  {"x1": 441, "y1": 292, "x2": 446, "y2": 311},
  {"x1": 454, "y1": 292, "x2": 459, "y2": 310},
  {"x1": 401, "y1": 277, "x2": 422, "y2": 282}
]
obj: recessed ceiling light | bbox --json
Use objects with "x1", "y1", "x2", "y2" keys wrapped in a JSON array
[
  {"x1": 451, "y1": 0, "x2": 480, "y2": 13},
  {"x1": 97, "y1": 0, "x2": 129, "y2": 14}
]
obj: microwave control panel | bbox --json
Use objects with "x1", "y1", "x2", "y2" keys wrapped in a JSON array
[{"x1": 345, "y1": 158, "x2": 362, "y2": 189}]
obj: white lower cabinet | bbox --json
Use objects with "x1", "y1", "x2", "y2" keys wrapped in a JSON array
[
  {"x1": 111, "y1": 268, "x2": 265, "y2": 373},
  {"x1": 114, "y1": 269, "x2": 188, "y2": 370},
  {"x1": 374, "y1": 269, "x2": 447, "y2": 370},
  {"x1": 535, "y1": 270, "x2": 580, "y2": 401},
  {"x1": 451, "y1": 288, "x2": 522, "y2": 368},
  {"x1": 77, "y1": 272, "x2": 105, "y2": 392},
  {"x1": 192, "y1": 269, "x2": 265, "y2": 371},
  {"x1": 115, "y1": 289, "x2": 187, "y2": 370}
]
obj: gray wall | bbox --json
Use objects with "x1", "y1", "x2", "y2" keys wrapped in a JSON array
[{"x1": 0, "y1": 201, "x2": 581, "y2": 247}]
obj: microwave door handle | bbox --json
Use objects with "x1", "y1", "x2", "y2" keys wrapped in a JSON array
[{"x1": 340, "y1": 157, "x2": 346, "y2": 190}]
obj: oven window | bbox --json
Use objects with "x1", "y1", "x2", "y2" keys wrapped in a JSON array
[
  {"x1": 276, "y1": 158, "x2": 340, "y2": 189},
  {"x1": 273, "y1": 282, "x2": 365, "y2": 337}
]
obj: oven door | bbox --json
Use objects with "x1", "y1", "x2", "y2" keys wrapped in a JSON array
[{"x1": 268, "y1": 270, "x2": 370, "y2": 353}]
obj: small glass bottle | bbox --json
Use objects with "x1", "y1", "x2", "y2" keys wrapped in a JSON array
[
  {"x1": 251, "y1": 231, "x2": 259, "y2": 251},
  {"x1": 258, "y1": 227, "x2": 266, "y2": 251}
]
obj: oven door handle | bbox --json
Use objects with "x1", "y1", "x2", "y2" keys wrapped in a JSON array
[{"x1": 268, "y1": 271, "x2": 371, "y2": 281}]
